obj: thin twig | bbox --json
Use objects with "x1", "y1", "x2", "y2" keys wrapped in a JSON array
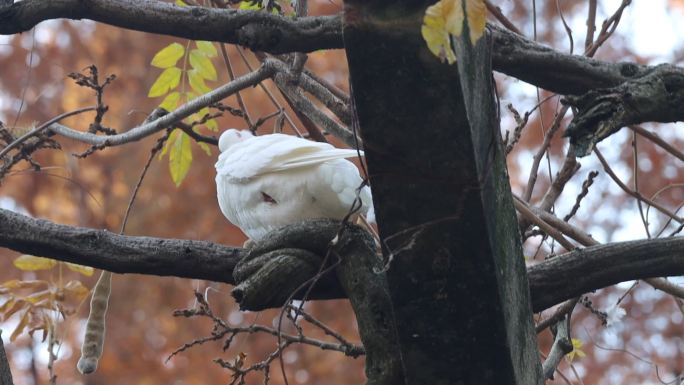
[
  {"x1": 632, "y1": 132, "x2": 651, "y2": 238},
  {"x1": 563, "y1": 170, "x2": 599, "y2": 222},
  {"x1": 595, "y1": 148, "x2": 683, "y2": 224},
  {"x1": 630, "y1": 125, "x2": 684, "y2": 163},
  {"x1": 523, "y1": 104, "x2": 570, "y2": 202},
  {"x1": 484, "y1": 0, "x2": 523, "y2": 35},
  {"x1": 0, "y1": 106, "x2": 96, "y2": 159}
]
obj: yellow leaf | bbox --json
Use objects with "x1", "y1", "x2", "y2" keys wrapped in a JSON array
[
  {"x1": 462, "y1": 0, "x2": 486, "y2": 44},
  {"x1": 422, "y1": 0, "x2": 458, "y2": 64},
  {"x1": 239, "y1": 1, "x2": 261, "y2": 10},
  {"x1": 189, "y1": 49, "x2": 218, "y2": 81},
  {"x1": 198, "y1": 142, "x2": 212, "y2": 156},
  {"x1": 169, "y1": 131, "x2": 193, "y2": 186},
  {"x1": 159, "y1": 91, "x2": 181, "y2": 111},
  {"x1": 13, "y1": 255, "x2": 57, "y2": 271},
  {"x1": 205, "y1": 118, "x2": 218, "y2": 132},
  {"x1": 188, "y1": 69, "x2": 212, "y2": 94},
  {"x1": 148, "y1": 67, "x2": 182, "y2": 97},
  {"x1": 196, "y1": 41, "x2": 218, "y2": 58},
  {"x1": 175, "y1": 0, "x2": 187, "y2": 5},
  {"x1": 422, "y1": 0, "x2": 486, "y2": 64},
  {"x1": 65, "y1": 263, "x2": 94, "y2": 277},
  {"x1": 566, "y1": 338, "x2": 586, "y2": 362},
  {"x1": 151, "y1": 42, "x2": 185, "y2": 69}
]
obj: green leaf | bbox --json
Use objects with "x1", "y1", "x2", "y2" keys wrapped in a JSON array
[
  {"x1": 205, "y1": 118, "x2": 218, "y2": 132},
  {"x1": 169, "y1": 131, "x2": 193, "y2": 186},
  {"x1": 150, "y1": 42, "x2": 185, "y2": 69},
  {"x1": 239, "y1": 1, "x2": 262, "y2": 10},
  {"x1": 159, "y1": 91, "x2": 181, "y2": 111},
  {"x1": 198, "y1": 142, "x2": 212, "y2": 156},
  {"x1": 148, "y1": 67, "x2": 182, "y2": 97},
  {"x1": 190, "y1": 49, "x2": 217, "y2": 81},
  {"x1": 188, "y1": 69, "x2": 212, "y2": 94},
  {"x1": 196, "y1": 41, "x2": 218, "y2": 57},
  {"x1": 175, "y1": 0, "x2": 187, "y2": 5}
]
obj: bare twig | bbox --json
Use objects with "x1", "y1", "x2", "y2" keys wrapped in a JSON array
[
  {"x1": 0, "y1": 106, "x2": 96, "y2": 160},
  {"x1": 523, "y1": 104, "x2": 570, "y2": 202},
  {"x1": 630, "y1": 125, "x2": 684, "y2": 163},
  {"x1": 48, "y1": 62, "x2": 276, "y2": 146},
  {"x1": 563, "y1": 170, "x2": 599, "y2": 222},
  {"x1": 484, "y1": 0, "x2": 522, "y2": 35},
  {"x1": 536, "y1": 297, "x2": 581, "y2": 333},
  {"x1": 595, "y1": 148, "x2": 683, "y2": 224}
]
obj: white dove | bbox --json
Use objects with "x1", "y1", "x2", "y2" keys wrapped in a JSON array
[{"x1": 215, "y1": 129, "x2": 373, "y2": 241}]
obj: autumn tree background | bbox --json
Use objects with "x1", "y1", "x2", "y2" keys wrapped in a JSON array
[{"x1": 1, "y1": 0, "x2": 684, "y2": 384}]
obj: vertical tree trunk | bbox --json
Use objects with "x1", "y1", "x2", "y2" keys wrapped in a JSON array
[
  {"x1": 0, "y1": 331, "x2": 14, "y2": 385},
  {"x1": 343, "y1": 1, "x2": 542, "y2": 383}
]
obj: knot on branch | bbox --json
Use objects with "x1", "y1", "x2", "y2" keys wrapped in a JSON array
[
  {"x1": 231, "y1": 219, "x2": 375, "y2": 311},
  {"x1": 563, "y1": 64, "x2": 684, "y2": 156}
]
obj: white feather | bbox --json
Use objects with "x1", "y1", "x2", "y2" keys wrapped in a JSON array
[{"x1": 215, "y1": 129, "x2": 373, "y2": 240}]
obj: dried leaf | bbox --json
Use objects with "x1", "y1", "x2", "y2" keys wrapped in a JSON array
[
  {"x1": 10, "y1": 310, "x2": 30, "y2": 341},
  {"x1": 1, "y1": 279, "x2": 49, "y2": 290}
]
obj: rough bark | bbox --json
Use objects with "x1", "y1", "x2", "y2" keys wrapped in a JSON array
[
  {"x1": 231, "y1": 220, "x2": 355, "y2": 309},
  {"x1": 232, "y1": 219, "x2": 403, "y2": 385},
  {"x1": 488, "y1": 24, "x2": 647, "y2": 95},
  {"x1": 0, "y1": 0, "x2": 342, "y2": 54},
  {"x1": 528, "y1": 236, "x2": 684, "y2": 312},
  {"x1": 0, "y1": 0, "x2": 661, "y2": 96},
  {"x1": 3, "y1": 208, "x2": 684, "y2": 312},
  {"x1": 0, "y1": 207, "x2": 242, "y2": 284},
  {"x1": 343, "y1": 1, "x2": 541, "y2": 384},
  {"x1": 562, "y1": 64, "x2": 684, "y2": 155}
]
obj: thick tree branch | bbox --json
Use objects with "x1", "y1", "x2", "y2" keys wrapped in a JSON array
[
  {"x1": 528, "y1": 236, "x2": 684, "y2": 312},
  {"x1": 2, "y1": 208, "x2": 684, "y2": 313},
  {"x1": 488, "y1": 24, "x2": 647, "y2": 95},
  {"x1": 0, "y1": 208, "x2": 242, "y2": 283},
  {"x1": 563, "y1": 64, "x2": 684, "y2": 155},
  {"x1": 0, "y1": 0, "x2": 656, "y2": 97},
  {"x1": 0, "y1": 0, "x2": 342, "y2": 54}
]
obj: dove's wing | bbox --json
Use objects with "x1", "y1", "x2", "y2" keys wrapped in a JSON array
[{"x1": 216, "y1": 134, "x2": 363, "y2": 182}]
